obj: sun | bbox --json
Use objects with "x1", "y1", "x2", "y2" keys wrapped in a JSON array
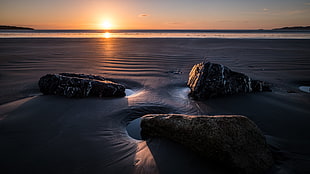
[{"x1": 101, "y1": 21, "x2": 112, "y2": 30}]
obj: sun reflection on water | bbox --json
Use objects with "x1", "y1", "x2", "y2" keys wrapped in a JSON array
[{"x1": 103, "y1": 32, "x2": 111, "y2": 38}]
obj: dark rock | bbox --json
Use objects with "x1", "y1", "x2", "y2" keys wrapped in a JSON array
[
  {"x1": 141, "y1": 114, "x2": 274, "y2": 174},
  {"x1": 187, "y1": 62, "x2": 271, "y2": 99},
  {"x1": 287, "y1": 90, "x2": 296, "y2": 93},
  {"x1": 38, "y1": 73, "x2": 125, "y2": 98}
]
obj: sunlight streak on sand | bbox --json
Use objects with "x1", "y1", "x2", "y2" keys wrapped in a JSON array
[
  {"x1": 0, "y1": 96, "x2": 37, "y2": 120},
  {"x1": 134, "y1": 141, "x2": 159, "y2": 174}
]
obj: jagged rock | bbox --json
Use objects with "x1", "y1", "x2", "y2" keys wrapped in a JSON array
[
  {"x1": 38, "y1": 73, "x2": 125, "y2": 98},
  {"x1": 141, "y1": 114, "x2": 274, "y2": 174},
  {"x1": 187, "y1": 62, "x2": 271, "y2": 99}
]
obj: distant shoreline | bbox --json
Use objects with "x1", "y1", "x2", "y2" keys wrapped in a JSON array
[
  {"x1": 1, "y1": 25, "x2": 310, "y2": 31},
  {"x1": 0, "y1": 25, "x2": 34, "y2": 30},
  {"x1": 273, "y1": 26, "x2": 310, "y2": 31}
]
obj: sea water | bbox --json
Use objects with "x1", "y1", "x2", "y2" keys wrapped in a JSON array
[{"x1": 1, "y1": 29, "x2": 310, "y2": 39}]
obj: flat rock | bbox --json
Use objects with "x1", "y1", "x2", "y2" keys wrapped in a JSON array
[
  {"x1": 187, "y1": 62, "x2": 271, "y2": 99},
  {"x1": 141, "y1": 114, "x2": 274, "y2": 174},
  {"x1": 38, "y1": 73, "x2": 125, "y2": 98}
]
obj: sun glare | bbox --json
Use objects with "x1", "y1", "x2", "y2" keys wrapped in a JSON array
[
  {"x1": 101, "y1": 21, "x2": 112, "y2": 30},
  {"x1": 103, "y1": 32, "x2": 111, "y2": 38}
]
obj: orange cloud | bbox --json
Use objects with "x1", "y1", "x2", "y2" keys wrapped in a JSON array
[{"x1": 138, "y1": 14, "x2": 150, "y2": 17}]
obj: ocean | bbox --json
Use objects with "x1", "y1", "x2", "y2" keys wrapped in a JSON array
[{"x1": 1, "y1": 29, "x2": 310, "y2": 39}]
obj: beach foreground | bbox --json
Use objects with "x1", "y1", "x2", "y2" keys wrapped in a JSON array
[{"x1": 0, "y1": 38, "x2": 310, "y2": 174}]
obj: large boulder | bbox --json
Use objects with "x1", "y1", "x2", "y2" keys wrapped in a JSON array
[
  {"x1": 141, "y1": 114, "x2": 274, "y2": 174},
  {"x1": 187, "y1": 62, "x2": 271, "y2": 99},
  {"x1": 38, "y1": 73, "x2": 126, "y2": 97}
]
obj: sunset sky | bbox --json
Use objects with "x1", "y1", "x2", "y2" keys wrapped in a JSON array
[{"x1": 1, "y1": 0, "x2": 310, "y2": 30}]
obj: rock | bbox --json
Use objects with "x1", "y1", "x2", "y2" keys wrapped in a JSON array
[
  {"x1": 38, "y1": 73, "x2": 126, "y2": 98},
  {"x1": 141, "y1": 114, "x2": 274, "y2": 174},
  {"x1": 187, "y1": 62, "x2": 271, "y2": 99}
]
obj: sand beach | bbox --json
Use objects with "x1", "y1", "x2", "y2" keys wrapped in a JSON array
[{"x1": 0, "y1": 38, "x2": 310, "y2": 174}]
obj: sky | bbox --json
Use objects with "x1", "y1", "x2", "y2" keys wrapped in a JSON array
[{"x1": 1, "y1": 0, "x2": 310, "y2": 29}]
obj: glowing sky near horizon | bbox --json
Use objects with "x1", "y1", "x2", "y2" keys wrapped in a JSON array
[{"x1": 1, "y1": 0, "x2": 310, "y2": 29}]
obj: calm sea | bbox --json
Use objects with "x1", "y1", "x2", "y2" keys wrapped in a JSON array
[{"x1": 1, "y1": 30, "x2": 310, "y2": 39}]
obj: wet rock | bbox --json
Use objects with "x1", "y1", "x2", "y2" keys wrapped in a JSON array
[
  {"x1": 141, "y1": 114, "x2": 274, "y2": 174},
  {"x1": 187, "y1": 62, "x2": 271, "y2": 99},
  {"x1": 38, "y1": 73, "x2": 125, "y2": 97}
]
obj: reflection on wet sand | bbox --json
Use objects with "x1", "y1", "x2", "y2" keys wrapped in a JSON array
[{"x1": 134, "y1": 141, "x2": 159, "y2": 174}]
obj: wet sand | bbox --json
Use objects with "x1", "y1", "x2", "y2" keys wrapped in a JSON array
[{"x1": 0, "y1": 38, "x2": 310, "y2": 174}]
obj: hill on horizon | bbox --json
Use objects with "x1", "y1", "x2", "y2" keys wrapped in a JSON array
[{"x1": 0, "y1": 25, "x2": 34, "y2": 30}]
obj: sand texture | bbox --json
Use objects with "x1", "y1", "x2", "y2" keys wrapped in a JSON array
[{"x1": 0, "y1": 38, "x2": 310, "y2": 174}]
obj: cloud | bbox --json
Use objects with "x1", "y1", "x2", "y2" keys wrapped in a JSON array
[
  {"x1": 305, "y1": 2, "x2": 310, "y2": 6},
  {"x1": 167, "y1": 22, "x2": 181, "y2": 25},
  {"x1": 217, "y1": 20, "x2": 233, "y2": 23},
  {"x1": 138, "y1": 14, "x2": 150, "y2": 17},
  {"x1": 288, "y1": 10, "x2": 305, "y2": 15},
  {"x1": 261, "y1": 8, "x2": 271, "y2": 14},
  {"x1": 244, "y1": 7, "x2": 307, "y2": 16},
  {"x1": 217, "y1": 20, "x2": 248, "y2": 24},
  {"x1": 242, "y1": 8, "x2": 272, "y2": 15}
]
